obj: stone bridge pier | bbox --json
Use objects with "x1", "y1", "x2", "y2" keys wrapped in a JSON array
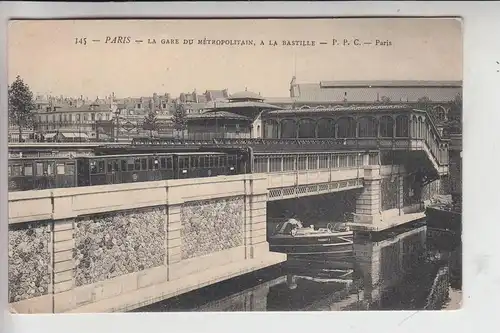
[{"x1": 351, "y1": 164, "x2": 439, "y2": 232}]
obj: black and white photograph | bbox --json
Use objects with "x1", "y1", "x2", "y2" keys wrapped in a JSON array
[{"x1": 6, "y1": 17, "x2": 462, "y2": 314}]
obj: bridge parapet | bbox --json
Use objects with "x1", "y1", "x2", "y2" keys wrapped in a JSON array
[{"x1": 8, "y1": 174, "x2": 285, "y2": 313}]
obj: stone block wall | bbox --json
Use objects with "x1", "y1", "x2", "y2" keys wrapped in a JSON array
[{"x1": 354, "y1": 166, "x2": 381, "y2": 224}]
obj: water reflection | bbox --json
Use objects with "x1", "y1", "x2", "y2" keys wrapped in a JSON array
[{"x1": 135, "y1": 222, "x2": 462, "y2": 312}]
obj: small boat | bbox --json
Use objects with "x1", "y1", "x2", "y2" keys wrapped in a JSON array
[{"x1": 269, "y1": 218, "x2": 353, "y2": 258}]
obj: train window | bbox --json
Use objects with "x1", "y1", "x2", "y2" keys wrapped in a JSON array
[
  {"x1": 166, "y1": 157, "x2": 172, "y2": 169},
  {"x1": 12, "y1": 165, "x2": 22, "y2": 177},
  {"x1": 160, "y1": 157, "x2": 166, "y2": 169},
  {"x1": 141, "y1": 158, "x2": 147, "y2": 170},
  {"x1": 24, "y1": 164, "x2": 33, "y2": 176},
  {"x1": 66, "y1": 163, "x2": 75, "y2": 175},
  {"x1": 107, "y1": 161, "x2": 113, "y2": 173},
  {"x1": 191, "y1": 157, "x2": 198, "y2": 168},
  {"x1": 348, "y1": 155, "x2": 357, "y2": 167},
  {"x1": 179, "y1": 157, "x2": 187, "y2": 169},
  {"x1": 47, "y1": 162, "x2": 55, "y2": 175},
  {"x1": 90, "y1": 161, "x2": 97, "y2": 174},
  {"x1": 121, "y1": 160, "x2": 128, "y2": 172},
  {"x1": 134, "y1": 159, "x2": 141, "y2": 171},
  {"x1": 112, "y1": 161, "x2": 118, "y2": 172},
  {"x1": 197, "y1": 157, "x2": 204, "y2": 168},
  {"x1": 97, "y1": 161, "x2": 105, "y2": 174},
  {"x1": 148, "y1": 158, "x2": 153, "y2": 170},
  {"x1": 56, "y1": 163, "x2": 65, "y2": 175},
  {"x1": 153, "y1": 158, "x2": 159, "y2": 170},
  {"x1": 36, "y1": 162, "x2": 43, "y2": 175}
]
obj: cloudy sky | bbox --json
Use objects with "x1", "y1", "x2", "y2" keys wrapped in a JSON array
[{"x1": 8, "y1": 18, "x2": 462, "y2": 98}]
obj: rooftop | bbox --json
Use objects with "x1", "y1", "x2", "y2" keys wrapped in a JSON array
[
  {"x1": 266, "y1": 104, "x2": 419, "y2": 115},
  {"x1": 317, "y1": 80, "x2": 462, "y2": 88},
  {"x1": 228, "y1": 91, "x2": 264, "y2": 101},
  {"x1": 187, "y1": 111, "x2": 252, "y2": 121},
  {"x1": 205, "y1": 100, "x2": 281, "y2": 111}
]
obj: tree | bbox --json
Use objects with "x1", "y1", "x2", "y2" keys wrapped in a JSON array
[
  {"x1": 416, "y1": 96, "x2": 432, "y2": 111},
  {"x1": 142, "y1": 110, "x2": 159, "y2": 137},
  {"x1": 172, "y1": 103, "x2": 188, "y2": 139},
  {"x1": 380, "y1": 96, "x2": 391, "y2": 103},
  {"x1": 8, "y1": 76, "x2": 36, "y2": 142},
  {"x1": 445, "y1": 94, "x2": 462, "y2": 135}
]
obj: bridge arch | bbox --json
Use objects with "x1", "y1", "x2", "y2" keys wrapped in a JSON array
[
  {"x1": 358, "y1": 116, "x2": 378, "y2": 138},
  {"x1": 395, "y1": 115, "x2": 409, "y2": 137},
  {"x1": 316, "y1": 118, "x2": 335, "y2": 138},
  {"x1": 336, "y1": 116, "x2": 357, "y2": 138},
  {"x1": 280, "y1": 119, "x2": 297, "y2": 138},
  {"x1": 264, "y1": 119, "x2": 279, "y2": 139},
  {"x1": 379, "y1": 116, "x2": 394, "y2": 138},
  {"x1": 297, "y1": 118, "x2": 317, "y2": 138},
  {"x1": 299, "y1": 105, "x2": 311, "y2": 109}
]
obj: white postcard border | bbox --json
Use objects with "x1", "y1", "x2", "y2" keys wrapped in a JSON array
[{"x1": 0, "y1": 2, "x2": 497, "y2": 333}]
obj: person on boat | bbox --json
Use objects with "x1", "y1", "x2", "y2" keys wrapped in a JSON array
[{"x1": 287, "y1": 216, "x2": 303, "y2": 229}]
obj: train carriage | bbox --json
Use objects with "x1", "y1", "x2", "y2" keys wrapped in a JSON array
[
  {"x1": 8, "y1": 157, "x2": 77, "y2": 191},
  {"x1": 8, "y1": 148, "x2": 251, "y2": 192},
  {"x1": 77, "y1": 153, "x2": 175, "y2": 187},
  {"x1": 174, "y1": 152, "x2": 235, "y2": 179}
]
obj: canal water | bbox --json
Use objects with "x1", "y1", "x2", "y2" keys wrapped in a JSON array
[{"x1": 134, "y1": 221, "x2": 462, "y2": 312}]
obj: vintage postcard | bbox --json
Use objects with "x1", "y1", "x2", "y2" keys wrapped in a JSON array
[{"x1": 7, "y1": 18, "x2": 462, "y2": 314}]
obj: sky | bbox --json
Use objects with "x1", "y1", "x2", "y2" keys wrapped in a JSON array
[{"x1": 8, "y1": 18, "x2": 463, "y2": 99}]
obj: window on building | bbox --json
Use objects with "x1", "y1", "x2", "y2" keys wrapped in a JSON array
[
  {"x1": 395, "y1": 115, "x2": 409, "y2": 138},
  {"x1": 379, "y1": 116, "x2": 394, "y2": 138},
  {"x1": 269, "y1": 157, "x2": 282, "y2": 172},
  {"x1": 91, "y1": 113, "x2": 95, "y2": 121},
  {"x1": 283, "y1": 156, "x2": 295, "y2": 171},
  {"x1": 337, "y1": 117, "x2": 356, "y2": 138},
  {"x1": 358, "y1": 117, "x2": 377, "y2": 137}
]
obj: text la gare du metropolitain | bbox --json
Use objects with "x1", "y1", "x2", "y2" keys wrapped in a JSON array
[{"x1": 75, "y1": 36, "x2": 393, "y2": 47}]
